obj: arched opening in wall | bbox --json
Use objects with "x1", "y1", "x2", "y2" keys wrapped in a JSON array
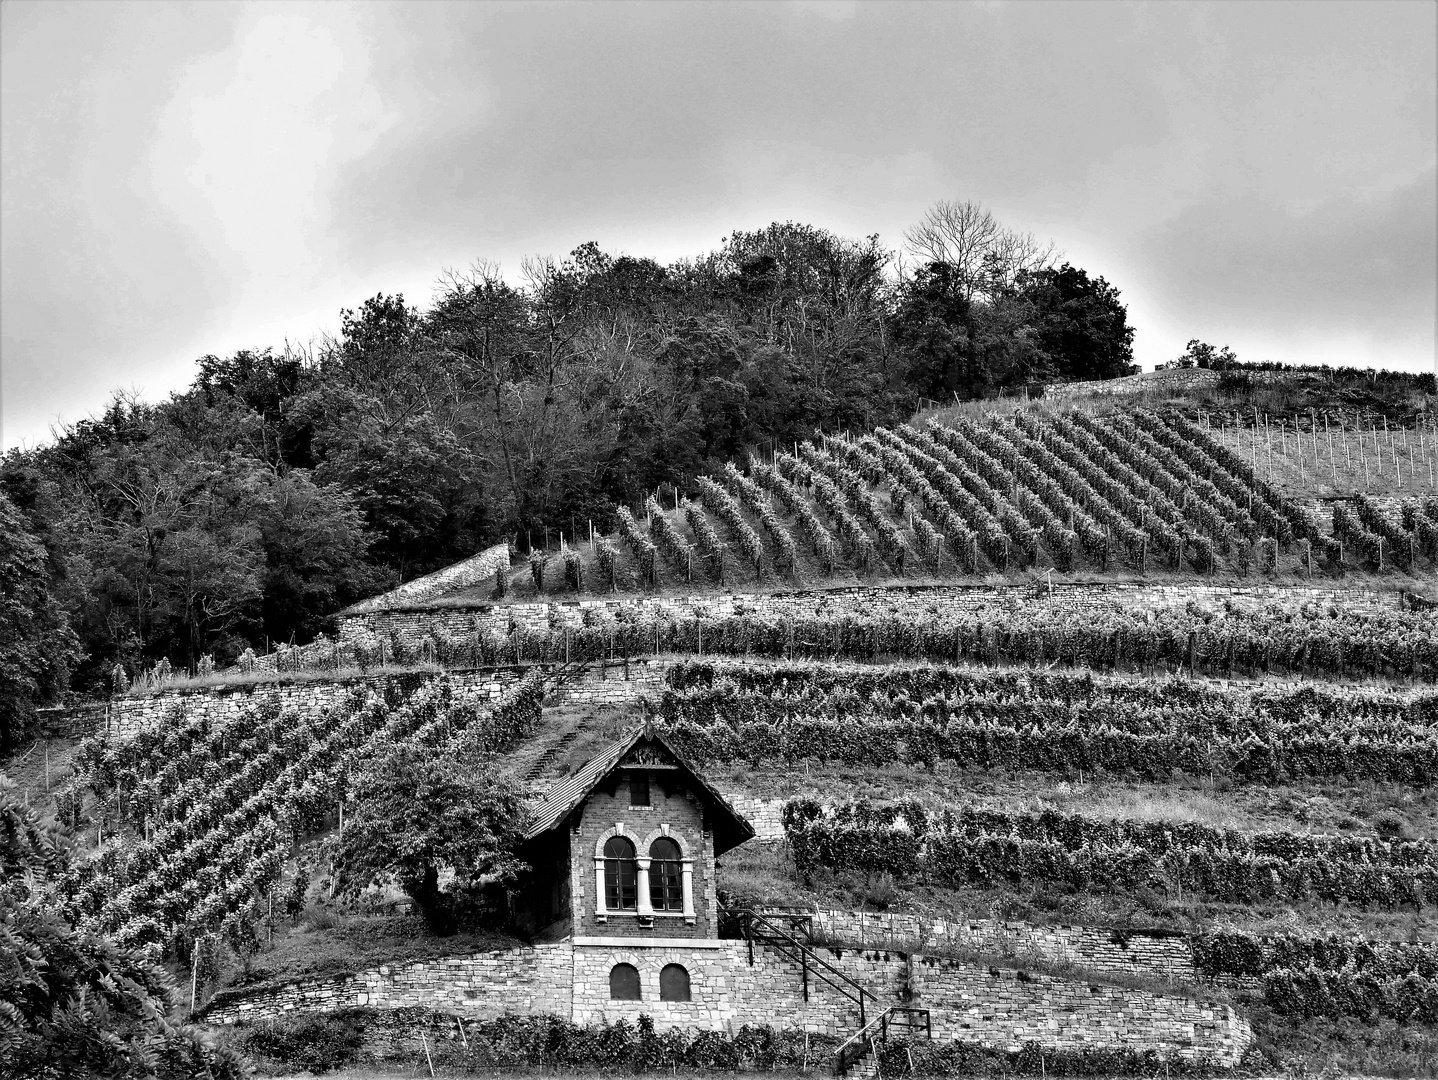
[
  {"x1": 659, "y1": 963, "x2": 691, "y2": 1002},
  {"x1": 610, "y1": 963, "x2": 641, "y2": 1000},
  {"x1": 649, "y1": 837, "x2": 683, "y2": 912},
  {"x1": 604, "y1": 836, "x2": 638, "y2": 910}
]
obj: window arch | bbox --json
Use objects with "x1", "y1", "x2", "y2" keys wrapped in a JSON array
[
  {"x1": 610, "y1": 963, "x2": 641, "y2": 1000},
  {"x1": 659, "y1": 963, "x2": 691, "y2": 1002},
  {"x1": 649, "y1": 837, "x2": 683, "y2": 912},
  {"x1": 603, "y1": 835, "x2": 638, "y2": 911}
]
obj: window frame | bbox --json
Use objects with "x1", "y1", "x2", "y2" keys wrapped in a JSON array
[
  {"x1": 603, "y1": 835, "x2": 638, "y2": 911},
  {"x1": 648, "y1": 837, "x2": 684, "y2": 912},
  {"x1": 609, "y1": 962, "x2": 642, "y2": 1001},
  {"x1": 659, "y1": 963, "x2": 691, "y2": 1002}
]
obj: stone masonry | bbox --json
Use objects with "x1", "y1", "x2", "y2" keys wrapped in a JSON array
[
  {"x1": 336, "y1": 579, "x2": 1405, "y2": 649},
  {"x1": 203, "y1": 940, "x2": 1251, "y2": 1064},
  {"x1": 103, "y1": 659, "x2": 667, "y2": 740},
  {"x1": 762, "y1": 908, "x2": 1197, "y2": 982}
]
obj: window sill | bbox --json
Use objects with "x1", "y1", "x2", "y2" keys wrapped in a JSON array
[{"x1": 594, "y1": 912, "x2": 697, "y2": 926}]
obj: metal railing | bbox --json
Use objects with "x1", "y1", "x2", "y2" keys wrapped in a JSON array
[
  {"x1": 721, "y1": 905, "x2": 931, "y2": 1076},
  {"x1": 834, "y1": 1005, "x2": 932, "y2": 1076},
  {"x1": 725, "y1": 905, "x2": 874, "y2": 1027}
]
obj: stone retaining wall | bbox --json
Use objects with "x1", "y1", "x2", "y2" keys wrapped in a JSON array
[
  {"x1": 203, "y1": 939, "x2": 1249, "y2": 1064},
  {"x1": 104, "y1": 660, "x2": 667, "y2": 740},
  {"x1": 337, "y1": 579, "x2": 1404, "y2": 649},
  {"x1": 762, "y1": 909, "x2": 1196, "y2": 981},
  {"x1": 343, "y1": 543, "x2": 512, "y2": 615}
]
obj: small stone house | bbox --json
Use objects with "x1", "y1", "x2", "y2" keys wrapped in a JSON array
[{"x1": 516, "y1": 723, "x2": 754, "y2": 1015}]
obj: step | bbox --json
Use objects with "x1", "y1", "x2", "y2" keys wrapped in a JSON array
[{"x1": 523, "y1": 730, "x2": 580, "y2": 782}]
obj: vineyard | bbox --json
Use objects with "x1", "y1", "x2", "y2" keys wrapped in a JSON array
[
  {"x1": 13, "y1": 392, "x2": 1438, "y2": 1078},
  {"x1": 197, "y1": 596, "x2": 1438, "y2": 684},
  {"x1": 655, "y1": 660, "x2": 1438, "y2": 783},
  {"x1": 477, "y1": 408, "x2": 1438, "y2": 601},
  {"x1": 58, "y1": 674, "x2": 545, "y2": 951}
]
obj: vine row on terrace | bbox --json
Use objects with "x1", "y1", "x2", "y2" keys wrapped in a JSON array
[
  {"x1": 654, "y1": 661, "x2": 1437, "y2": 782},
  {"x1": 330, "y1": 599, "x2": 1436, "y2": 680},
  {"x1": 782, "y1": 798, "x2": 1438, "y2": 911},
  {"x1": 62, "y1": 674, "x2": 546, "y2": 950},
  {"x1": 579, "y1": 408, "x2": 1435, "y2": 590}
]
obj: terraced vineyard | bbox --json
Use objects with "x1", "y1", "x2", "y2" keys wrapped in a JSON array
[
  {"x1": 61, "y1": 674, "x2": 544, "y2": 949},
  {"x1": 21, "y1": 391, "x2": 1438, "y2": 1078},
  {"x1": 657, "y1": 660, "x2": 1438, "y2": 782},
  {"x1": 500, "y1": 408, "x2": 1437, "y2": 597}
]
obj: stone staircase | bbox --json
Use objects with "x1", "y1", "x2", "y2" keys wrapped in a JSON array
[
  {"x1": 725, "y1": 905, "x2": 931, "y2": 1075},
  {"x1": 523, "y1": 729, "x2": 580, "y2": 784}
]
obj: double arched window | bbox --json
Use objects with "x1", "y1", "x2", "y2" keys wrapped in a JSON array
[
  {"x1": 603, "y1": 836, "x2": 638, "y2": 911},
  {"x1": 649, "y1": 838, "x2": 683, "y2": 912},
  {"x1": 607, "y1": 963, "x2": 692, "y2": 1002}
]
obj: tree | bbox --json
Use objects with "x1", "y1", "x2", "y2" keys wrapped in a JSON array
[
  {"x1": 1018, "y1": 263, "x2": 1137, "y2": 382},
  {"x1": 0, "y1": 777, "x2": 250, "y2": 1078},
  {"x1": 903, "y1": 200, "x2": 1058, "y2": 308},
  {"x1": 1169, "y1": 339, "x2": 1238, "y2": 370},
  {"x1": 330, "y1": 744, "x2": 529, "y2": 934},
  {"x1": 254, "y1": 472, "x2": 386, "y2": 645},
  {"x1": 0, "y1": 491, "x2": 81, "y2": 752},
  {"x1": 897, "y1": 201, "x2": 1062, "y2": 397}
]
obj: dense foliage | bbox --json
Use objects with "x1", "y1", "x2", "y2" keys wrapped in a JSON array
[
  {"x1": 783, "y1": 798, "x2": 1438, "y2": 910},
  {"x1": 1, "y1": 209, "x2": 1140, "y2": 706},
  {"x1": 331, "y1": 742, "x2": 529, "y2": 933},
  {"x1": 1193, "y1": 932, "x2": 1438, "y2": 1022},
  {"x1": 232, "y1": 1008, "x2": 844, "y2": 1074},
  {"x1": 0, "y1": 491, "x2": 82, "y2": 752},
  {"x1": 0, "y1": 777, "x2": 250, "y2": 1079}
]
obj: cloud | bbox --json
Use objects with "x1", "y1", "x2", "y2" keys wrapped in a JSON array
[
  {"x1": 2, "y1": 0, "x2": 1434, "y2": 448},
  {"x1": 1135, "y1": 166, "x2": 1436, "y2": 360}
]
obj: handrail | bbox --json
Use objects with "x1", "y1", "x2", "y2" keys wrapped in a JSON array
[
  {"x1": 834, "y1": 1006, "x2": 931, "y2": 1076},
  {"x1": 834, "y1": 1007, "x2": 889, "y2": 1074},
  {"x1": 721, "y1": 905, "x2": 931, "y2": 1077},
  {"x1": 733, "y1": 906, "x2": 874, "y2": 1019}
]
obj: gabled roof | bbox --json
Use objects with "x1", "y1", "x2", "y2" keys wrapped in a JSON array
[{"x1": 524, "y1": 723, "x2": 755, "y2": 856}]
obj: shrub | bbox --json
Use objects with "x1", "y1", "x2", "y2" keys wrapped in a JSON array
[{"x1": 233, "y1": 1009, "x2": 368, "y2": 1072}]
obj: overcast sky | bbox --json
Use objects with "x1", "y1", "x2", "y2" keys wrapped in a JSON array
[{"x1": 2, "y1": 0, "x2": 1434, "y2": 450}]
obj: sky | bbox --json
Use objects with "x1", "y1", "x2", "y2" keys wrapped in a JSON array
[{"x1": 2, "y1": 0, "x2": 1434, "y2": 450}]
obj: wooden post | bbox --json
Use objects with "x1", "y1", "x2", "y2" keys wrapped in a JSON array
[
  {"x1": 191, "y1": 946, "x2": 199, "y2": 1014},
  {"x1": 422, "y1": 1033, "x2": 435, "y2": 1078}
]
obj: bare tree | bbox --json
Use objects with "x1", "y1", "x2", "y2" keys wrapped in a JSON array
[{"x1": 902, "y1": 199, "x2": 1059, "y2": 304}]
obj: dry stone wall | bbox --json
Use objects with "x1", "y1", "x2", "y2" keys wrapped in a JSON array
[
  {"x1": 337, "y1": 579, "x2": 1405, "y2": 651},
  {"x1": 203, "y1": 939, "x2": 1249, "y2": 1064},
  {"x1": 104, "y1": 670, "x2": 522, "y2": 741},
  {"x1": 204, "y1": 945, "x2": 572, "y2": 1024},
  {"x1": 761, "y1": 909, "x2": 1196, "y2": 982},
  {"x1": 343, "y1": 543, "x2": 512, "y2": 615},
  {"x1": 105, "y1": 660, "x2": 668, "y2": 740}
]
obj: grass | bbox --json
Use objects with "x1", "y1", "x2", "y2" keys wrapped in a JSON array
[{"x1": 189, "y1": 915, "x2": 522, "y2": 1014}]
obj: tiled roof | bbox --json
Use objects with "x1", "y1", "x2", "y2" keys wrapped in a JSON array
[{"x1": 523, "y1": 723, "x2": 755, "y2": 855}]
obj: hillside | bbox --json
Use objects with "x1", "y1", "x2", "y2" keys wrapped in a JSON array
[{"x1": 8, "y1": 381, "x2": 1438, "y2": 1078}]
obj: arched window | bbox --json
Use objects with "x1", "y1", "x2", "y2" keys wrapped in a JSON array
[
  {"x1": 604, "y1": 836, "x2": 638, "y2": 911},
  {"x1": 610, "y1": 963, "x2": 641, "y2": 1000},
  {"x1": 659, "y1": 963, "x2": 691, "y2": 1002},
  {"x1": 649, "y1": 837, "x2": 683, "y2": 912}
]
